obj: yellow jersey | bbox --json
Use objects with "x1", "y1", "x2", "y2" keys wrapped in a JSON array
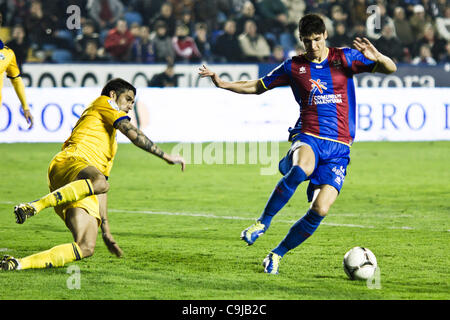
[
  {"x1": 0, "y1": 44, "x2": 27, "y2": 108},
  {"x1": 62, "y1": 95, "x2": 130, "y2": 177}
]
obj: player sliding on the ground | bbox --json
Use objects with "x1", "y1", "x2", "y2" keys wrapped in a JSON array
[
  {"x1": 199, "y1": 14, "x2": 396, "y2": 274},
  {"x1": 1, "y1": 78, "x2": 185, "y2": 271}
]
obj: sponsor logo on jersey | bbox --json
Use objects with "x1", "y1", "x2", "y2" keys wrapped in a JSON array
[{"x1": 308, "y1": 78, "x2": 343, "y2": 105}]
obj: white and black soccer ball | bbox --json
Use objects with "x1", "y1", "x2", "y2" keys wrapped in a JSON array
[{"x1": 343, "y1": 247, "x2": 377, "y2": 280}]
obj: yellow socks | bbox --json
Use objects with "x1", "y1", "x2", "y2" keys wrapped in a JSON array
[
  {"x1": 19, "y1": 242, "x2": 83, "y2": 269},
  {"x1": 32, "y1": 179, "x2": 94, "y2": 213}
]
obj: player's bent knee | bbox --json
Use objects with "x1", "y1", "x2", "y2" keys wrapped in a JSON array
[
  {"x1": 78, "y1": 242, "x2": 95, "y2": 258},
  {"x1": 311, "y1": 203, "x2": 329, "y2": 217},
  {"x1": 91, "y1": 177, "x2": 109, "y2": 194}
]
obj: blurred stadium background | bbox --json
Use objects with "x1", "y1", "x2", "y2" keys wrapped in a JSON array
[{"x1": 0, "y1": 0, "x2": 449, "y2": 143}]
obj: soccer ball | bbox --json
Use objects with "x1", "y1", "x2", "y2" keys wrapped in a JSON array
[{"x1": 343, "y1": 247, "x2": 377, "y2": 280}]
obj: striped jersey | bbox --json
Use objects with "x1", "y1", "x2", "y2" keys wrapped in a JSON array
[{"x1": 261, "y1": 47, "x2": 377, "y2": 145}]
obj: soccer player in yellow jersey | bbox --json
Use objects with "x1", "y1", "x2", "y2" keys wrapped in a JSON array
[
  {"x1": 0, "y1": 13, "x2": 33, "y2": 128},
  {"x1": 1, "y1": 78, "x2": 185, "y2": 270}
]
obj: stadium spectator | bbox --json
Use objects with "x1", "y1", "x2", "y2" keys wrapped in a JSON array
[
  {"x1": 74, "y1": 19, "x2": 100, "y2": 57},
  {"x1": 87, "y1": 0, "x2": 124, "y2": 30},
  {"x1": 170, "y1": 0, "x2": 195, "y2": 20},
  {"x1": 238, "y1": 19, "x2": 271, "y2": 62},
  {"x1": 180, "y1": 8, "x2": 195, "y2": 35},
  {"x1": 193, "y1": 0, "x2": 219, "y2": 33},
  {"x1": 149, "y1": 62, "x2": 178, "y2": 87},
  {"x1": 172, "y1": 23, "x2": 201, "y2": 63},
  {"x1": 213, "y1": 19, "x2": 243, "y2": 62},
  {"x1": 129, "y1": 0, "x2": 165, "y2": 26},
  {"x1": 152, "y1": 20, "x2": 175, "y2": 63},
  {"x1": 257, "y1": 0, "x2": 295, "y2": 52},
  {"x1": 235, "y1": 1, "x2": 262, "y2": 35},
  {"x1": 409, "y1": 4, "x2": 432, "y2": 38},
  {"x1": 414, "y1": 23, "x2": 447, "y2": 62},
  {"x1": 131, "y1": 25, "x2": 154, "y2": 63},
  {"x1": 435, "y1": 6, "x2": 450, "y2": 41},
  {"x1": 348, "y1": 0, "x2": 368, "y2": 27},
  {"x1": 329, "y1": 4, "x2": 349, "y2": 29},
  {"x1": 393, "y1": 7, "x2": 414, "y2": 50},
  {"x1": 374, "y1": 24, "x2": 404, "y2": 63},
  {"x1": 255, "y1": 0, "x2": 288, "y2": 34},
  {"x1": 328, "y1": 22, "x2": 352, "y2": 48},
  {"x1": 78, "y1": 39, "x2": 108, "y2": 62},
  {"x1": 150, "y1": 2, "x2": 176, "y2": 37},
  {"x1": 194, "y1": 22, "x2": 211, "y2": 62},
  {"x1": 269, "y1": 44, "x2": 285, "y2": 64},
  {"x1": 281, "y1": 0, "x2": 306, "y2": 29},
  {"x1": 24, "y1": 0, "x2": 59, "y2": 51},
  {"x1": 129, "y1": 22, "x2": 141, "y2": 39},
  {"x1": 6, "y1": 24, "x2": 29, "y2": 70},
  {"x1": 412, "y1": 44, "x2": 437, "y2": 65},
  {"x1": 104, "y1": 18, "x2": 135, "y2": 62}
]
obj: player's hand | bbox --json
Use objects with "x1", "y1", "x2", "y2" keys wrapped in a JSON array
[
  {"x1": 164, "y1": 154, "x2": 186, "y2": 172},
  {"x1": 102, "y1": 232, "x2": 123, "y2": 257},
  {"x1": 199, "y1": 64, "x2": 223, "y2": 88},
  {"x1": 198, "y1": 64, "x2": 214, "y2": 78},
  {"x1": 353, "y1": 37, "x2": 381, "y2": 62},
  {"x1": 23, "y1": 109, "x2": 33, "y2": 129}
]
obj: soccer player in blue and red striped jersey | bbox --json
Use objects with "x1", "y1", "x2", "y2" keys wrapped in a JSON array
[{"x1": 199, "y1": 14, "x2": 396, "y2": 274}]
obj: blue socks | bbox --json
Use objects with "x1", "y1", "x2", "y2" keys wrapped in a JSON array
[
  {"x1": 258, "y1": 165, "x2": 307, "y2": 228},
  {"x1": 272, "y1": 209, "x2": 324, "y2": 257}
]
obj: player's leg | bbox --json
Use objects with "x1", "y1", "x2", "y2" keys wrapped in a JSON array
[
  {"x1": 263, "y1": 185, "x2": 338, "y2": 274},
  {"x1": 241, "y1": 144, "x2": 315, "y2": 245},
  {"x1": 2, "y1": 207, "x2": 98, "y2": 270},
  {"x1": 64, "y1": 207, "x2": 99, "y2": 258},
  {"x1": 14, "y1": 166, "x2": 109, "y2": 224}
]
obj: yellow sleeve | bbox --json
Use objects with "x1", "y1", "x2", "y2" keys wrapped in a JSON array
[
  {"x1": 6, "y1": 50, "x2": 21, "y2": 79},
  {"x1": 10, "y1": 76, "x2": 29, "y2": 111},
  {"x1": 7, "y1": 50, "x2": 29, "y2": 111}
]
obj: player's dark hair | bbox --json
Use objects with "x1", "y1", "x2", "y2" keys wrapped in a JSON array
[
  {"x1": 101, "y1": 78, "x2": 136, "y2": 97},
  {"x1": 299, "y1": 14, "x2": 326, "y2": 37}
]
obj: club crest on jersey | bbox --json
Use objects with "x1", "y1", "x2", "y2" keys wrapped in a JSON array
[{"x1": 299, "y1": 66, "x2": 306, "y2": 74}]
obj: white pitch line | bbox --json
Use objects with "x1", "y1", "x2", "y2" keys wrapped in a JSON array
[
  {"x1": 1, "y1": 201, "x2": 448, "y2": 232},
  {"x1": 108, "y1": 208, "x2": 377, "y2": 229}
]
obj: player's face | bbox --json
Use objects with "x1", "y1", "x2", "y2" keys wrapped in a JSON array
[
  {"x1": 115, "y1": 90, "x2": 135, "y2": 113},
  {"x1": 301, "y1": 32, "x2": 328, "y2": 60}
]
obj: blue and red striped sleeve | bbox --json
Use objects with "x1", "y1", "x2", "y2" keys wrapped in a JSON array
[
  {"x1": 342, "y1": 48, "x2": 378, "y2": 75},
  {"x1": 260, "y1": 60, "x2": 291, "y2": 90}
]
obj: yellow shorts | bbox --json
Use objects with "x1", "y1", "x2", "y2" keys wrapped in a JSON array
[{"x1": 47, "y1": 150, "x2": 101, "y2": 226}]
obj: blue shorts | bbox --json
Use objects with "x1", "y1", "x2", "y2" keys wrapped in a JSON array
[{"x1": 279, "y1": 133, "x2": 350, "y2": 201}]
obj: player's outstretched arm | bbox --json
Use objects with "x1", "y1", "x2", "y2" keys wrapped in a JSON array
[
  {"x1": 115, "y1": 118, "x2": 185, "y2": 171},
  {"x1": 353, "y1": 37, "x2": 397, "y2": 74},
  {"x1": 98, "y1": 194, "x2": 123, "y2": 257},
  {"x1": 198, "y1": 64, "x2": 266, "y2": 94},
  {"x1": 10, "y1": 76, "x2": 33, "y2": 128}
]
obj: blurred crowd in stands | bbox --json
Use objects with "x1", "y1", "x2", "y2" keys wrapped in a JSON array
[{"x1": 0, "y1": 0, "x2": 449, "y2": 68}]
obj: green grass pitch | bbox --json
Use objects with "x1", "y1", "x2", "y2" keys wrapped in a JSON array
[{"x1": 0, "y1": 141, "x2": 448, "y2": 300}]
